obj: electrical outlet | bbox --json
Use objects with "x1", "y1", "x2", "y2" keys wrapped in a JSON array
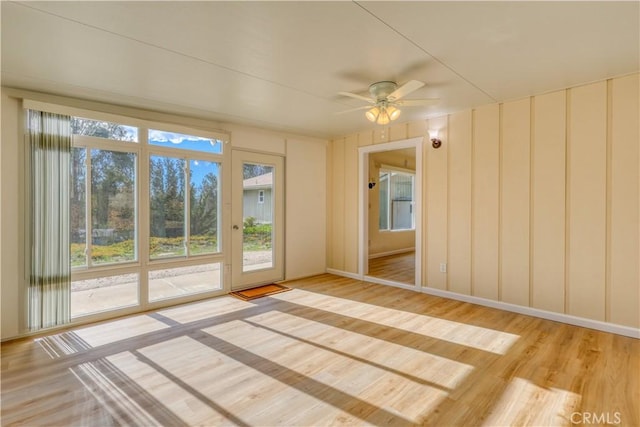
[{"x1": 439, "y1": 263, "x2": 447, "y2": 273}]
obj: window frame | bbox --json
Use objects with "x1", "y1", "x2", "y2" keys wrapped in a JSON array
[
  {"x1": 23, "y1": 100, "x2": 232, "y2": 320},
  {"x1": 71, "y1": 134, "x2": 141, "y2": 271},
  {"x1": 147, "y1": 150, "x2": 223, "y2": 262},
  {"x1": 378, "y1": 167, "x2": 416, "y2": 232}
]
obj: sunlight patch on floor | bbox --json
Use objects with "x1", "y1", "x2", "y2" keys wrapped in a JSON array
[
  {"x1": 70, "y1": 359, "x2": 161, "y2": 426},
  {"x1": 271, "y1": 288, "x2": 520, "y2": 354},
  {"x1": 243, "y1": 310, "x2": 474, "y2": 390},
  {"x1": 73, "y1": 316, "x2": 170, "y2": 348},
  {"x1": 156, "y1": 295, "x2": 254, "y2": 324},
  {"x1": 133, "y1": 335, "x2": 333, "y2": 425},
  {"x1": 482, "y1": 377, "x2": 581, "y2": 426},
  {"x1": 104, "y1": 349, "x2": 247, "y2": 426},
  {"x1": 202, "y1": 319, "x2": 451, "y2": 423}
]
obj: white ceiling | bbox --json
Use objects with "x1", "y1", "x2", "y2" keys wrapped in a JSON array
[{"x1": 2, "y1": 1, "x2": 638, "y2": 139}]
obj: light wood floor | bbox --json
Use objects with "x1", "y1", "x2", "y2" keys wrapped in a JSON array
[
  {"x1": 2, "y1": 274, "x2": 638, "y2": 426},
  {"x1": 368, "y1": 251, "x2": 415, "y2": 284}
]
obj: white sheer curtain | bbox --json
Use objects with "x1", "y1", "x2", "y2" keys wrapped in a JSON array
[{"x1": 27, "y1": 110, "x2": 72, "y2": 330}]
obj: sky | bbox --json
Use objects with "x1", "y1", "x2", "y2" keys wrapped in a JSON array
[{"x1": 148, "y1": 130, "x2": 221, "y2": 185}]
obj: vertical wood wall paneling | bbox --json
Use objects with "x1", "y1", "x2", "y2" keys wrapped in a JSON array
[
  {"x1": 358, "y1": 130, "x2": 374, "y2": 147},
  {"x1": 472, "y1": 104, "x2": 501, "y2": 300},
  {"x1": 389, "y1": 122, "x2": 409, "y2": 142},
  {"x1": 531, "y1": 90, "x2": 567, "y2": 313},
  {"x1": 407, "y1": 120, "x2": 427, "y2": 139},
  {"x1": 500, "y1": 98, "x2": 531, "y2": 306},
  {"x1": 331, "y1": 138, "x2": 346, "y2": 270},
  {"x1": 327, "y1": 73, "x2": 638, "y2": 329},
  {"x1": 343, "y1": 135, "x2": 359, "y2": 273},
  {"x1": 609, "y1": 74, "x2": 640, "y2": 327},
  {"x1": 447, "y1": 111, "x2": 473, "y2": 295},
  {"x1": 326, "y1": 140, "x2": 334, "y2": 270},
  {"x1": 426, "y1": 116, "x2": 448, "y2": 290},
  {"x1": 374, "y1": 126, "x2": 390, "y2": 144},
  {"x1": 567, "y1": 82, "x2": 607, "y2": 321}
]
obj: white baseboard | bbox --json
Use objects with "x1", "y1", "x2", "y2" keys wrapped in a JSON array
[
  {"x1": 325, "y1": 269, "x2": 640, "y2": 339},
  {"x1": 368, "y1": 247, "x2": 415, "y2": 259},
  {"x1": 363, "y1": 275, "x2": 417, "y2": 291},
  {"x1": 418, "y1": 286, "x2": 639, "y2": 339},
  {"x1": 326, "y1": 268, "x2": 363, "y2": 281}
]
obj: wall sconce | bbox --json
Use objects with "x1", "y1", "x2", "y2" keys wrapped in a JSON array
[{"x1": 429, "y1": 129, "x2": 442, "y2": 149}]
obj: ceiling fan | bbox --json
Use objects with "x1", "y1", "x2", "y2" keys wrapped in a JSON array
[{"x1": 338, "y1": 80, "x2": 439, "y2": 125}]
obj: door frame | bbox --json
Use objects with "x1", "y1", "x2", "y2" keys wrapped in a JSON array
[
  {"x1": 358, "y1": 137, "x2": 423, "y2": 288},
  {"x1": 231, "y1": 150, "x2": 285, "y2": 290}
]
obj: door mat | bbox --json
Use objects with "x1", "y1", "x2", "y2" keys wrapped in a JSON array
[{"x1": 230, "y1": 284, "x2": 291, "y2": 301}]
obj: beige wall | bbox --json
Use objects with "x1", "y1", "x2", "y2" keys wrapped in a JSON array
[
  {"x1": 327, "y1": 74, "x2": 640, "y2": 329},
  {"x1": 1, "y1": 93, "x2": 25, "y2": 339},
  {"x1": 0, "y1": 88, "x2": 328, "y2": 340}
]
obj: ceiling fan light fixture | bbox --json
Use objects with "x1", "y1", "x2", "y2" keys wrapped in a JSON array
[
  {"x1": 376, "y1": 108, "x2": 391, "y2": 125},
  {"x1": 365, "y1": 107, "x2": 380, "y2": 122},
  {"x1": 339, "y1": 80, "x2": 438, "y2": 126},
  {"x1": 387, "y1": 105, "x2": 401, "y2": 121}
]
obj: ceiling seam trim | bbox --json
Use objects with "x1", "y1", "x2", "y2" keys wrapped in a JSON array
[
  {"x1": 353, "y1": 1, "x2": 499, "y2": 103},
  {"x1": 12, "y1": 1, "x2": 343, "y2": 105},
  {"x1": 2, "y1": 72, "x2": 326, "y2": 138}
]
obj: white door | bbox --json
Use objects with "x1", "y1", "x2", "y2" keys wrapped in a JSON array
[{"x1": 231, "y1": 150, "x2": 284, "y2": 290}]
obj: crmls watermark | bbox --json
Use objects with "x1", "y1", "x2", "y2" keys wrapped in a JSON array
[{"x1": 570, "y1": 412, "x2": 621, "y2": 425}]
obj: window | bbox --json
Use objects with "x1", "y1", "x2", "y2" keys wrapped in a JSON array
[
  {"x1": 150, "y1": 155, "x2": 187, "y2": 258},
  {"x1": 258, "y1": 190, "x2": 265, "y2": 204},
  {"x1": 71, "y1": 147, "x2": 138, "y2": 267},
  {"x1": 72, "y1": 116, "x2": 138, "y2": 142},
  {"x1": 148, "y1": 129, "x2": 221, "y2": 260},
  {"x1": 147, "y1": 129, "x2": 222, "y2": 302},
  {"x1": 148, "y1": 129, "x2": 222, "y2": 154},
  {"x1": 379, "y1": 170, "x2": 415, "y2": 231},
  {"x1": 64, "y1": 111, "x2": 227, "y2": 318}
]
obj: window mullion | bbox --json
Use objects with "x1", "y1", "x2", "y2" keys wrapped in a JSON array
[
  {"x1": 185, "y1": 159, "x2": 191, "y2": 257},
  {"x1": 85, "y1": 148, "x2": 93, "y2": 268},
  {"x1": 138, "y1": 128, "x2": 150, "y2": 308}
]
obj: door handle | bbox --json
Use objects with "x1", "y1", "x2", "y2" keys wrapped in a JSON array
[{"x1": 233, "y1": 225, "x2": 239, "y2": 230}]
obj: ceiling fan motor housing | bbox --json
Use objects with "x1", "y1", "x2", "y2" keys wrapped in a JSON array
[{"x1": 369, "y1": 81, "x2": 398, "y2": 101}]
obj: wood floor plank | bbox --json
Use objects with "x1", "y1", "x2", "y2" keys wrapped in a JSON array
[{"x1": 1, "y1": 274, "x2": 638, "y2": 426}]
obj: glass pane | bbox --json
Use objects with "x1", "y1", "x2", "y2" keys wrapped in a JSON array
[
  {"x1": 392, "y1": 200, "x2": 413, "y2": 229},
  {"x1": 149, "y1": 129, "x2": 223, "y2": 154},
  {"x1": 149, "y1": 263, "x2": 222, "y2": 302},
  {"x1": 379, "y1": 173, "x2": 389, "y2": 230},
  {"x1": 72, "y1": 117, "x2": 138, "y2": 142},
  {"x1": 150, "y1": 155, "x2": 186, "y2": 259},
  {"x1": 90, "y1": 150, "x2": 136, "y2": 265},
  {"x1": 242, "y1": 163, "x2": 274, "y2": 272},
  {"x1": 390, "y1": 173, "x2": 414, "y2": 230},
  {"x1": 70, "y1": 148, "x2": 87, "y2": 267},
  {"x1": 71, "y1": 273, "x2": 139, "y2": 317},
  {"x1": 189, "y1": 160, "x2": 220, "y2": 255}
]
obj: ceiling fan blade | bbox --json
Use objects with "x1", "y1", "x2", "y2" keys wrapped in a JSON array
[
  {"x1": 388, "y1": 80, "x2": 425, "y2": 101},
  {"x1": 335, "y1": 105, "x2": 372, "y2": 114},
  {"x1": 397, "y1": 98, "x2": 439, "y2": 107},
  {"x1": 338, "y1": 91, "x2": 375, "y2": 103}
]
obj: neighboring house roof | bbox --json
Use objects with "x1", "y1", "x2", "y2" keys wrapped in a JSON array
[{"x1": 243, "y1": 172, "x2": 272, "y2": 190}]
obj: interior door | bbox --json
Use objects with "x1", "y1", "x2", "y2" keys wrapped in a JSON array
[{"x1": 231, "y1": 150, "x2": 284, "y2": 290}]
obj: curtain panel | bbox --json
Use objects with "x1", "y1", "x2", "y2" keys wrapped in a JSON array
[{"x1": 27, "y1": 110, "x2": 72, "y2": 330}]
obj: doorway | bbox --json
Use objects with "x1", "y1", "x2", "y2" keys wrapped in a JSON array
[
  {"x1": 359, "y1": 137, "x2": 422, "y2": 288},
  {"x1": 231, "y1": 151, "x2": 284, "y2": 290}
]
